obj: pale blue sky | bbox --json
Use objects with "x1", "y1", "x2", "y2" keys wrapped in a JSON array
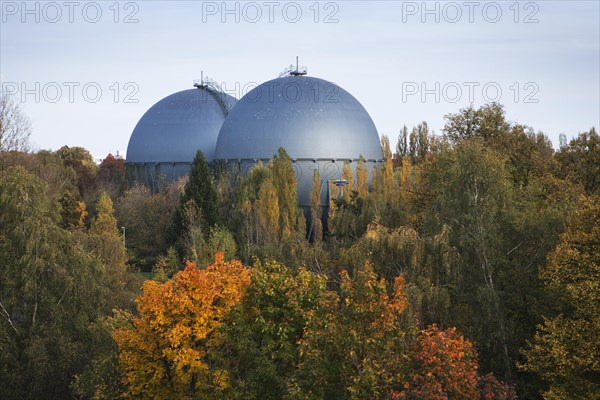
[{"x1": 1, "y1": 1, "x2": 599, "y2": 157}]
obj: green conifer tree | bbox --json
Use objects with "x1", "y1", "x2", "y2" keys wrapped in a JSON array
[{"x1": 180, "y1": 150, "x2": 218, "y2": 235}]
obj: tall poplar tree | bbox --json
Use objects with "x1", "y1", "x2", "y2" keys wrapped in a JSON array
[
  {"x1": 356, "y1": 156, "x2": 369, "y2": 198},
  {"x1": 86, "y1": 191, "x2": 128, "y2": 289},
  {"x1": 341, "y1": 161, "x2": 354, "y2": 201},
  {"x1": 272, "y1": 148, "x2": 298, "y2": 239},
  {"x1": 257, "y1": 176, "x2": 280, "y2": 243},
  {"x1": 310, "y1": 169, "x2": 323, "y2": 242}
]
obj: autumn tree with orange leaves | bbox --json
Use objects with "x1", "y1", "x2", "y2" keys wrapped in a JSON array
[
  {"x1": 113, "y1": 254, "x2": 251, "y2": 399},
  {"x1": 393, "y1": 325, "x2": 479, "y2": 400},
  {"x1": 392, "y1": 325, "x2": 516, "y2": 400},
  {"x1": 110, "y1": 252, "x2": 516, "y2": 400}
]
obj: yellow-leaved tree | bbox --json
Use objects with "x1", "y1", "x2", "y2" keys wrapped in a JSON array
[
  {"x1": 113, "y1": 253, "x2": 251, "y2": 399},
  {"x1": 356, "y1": 155, "x2": 369, "y2": 198},
  {"x1": 521, "y1": 195, "x2": 600, "y2": 399}
]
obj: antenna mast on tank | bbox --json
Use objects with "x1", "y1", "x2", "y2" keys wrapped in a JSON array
[
  {"x1": 193, "y1": 71, "x2": 205, "y2": 88},
  {"x1": 278, "y1": 56, "x2": 307, "y2": 77}
]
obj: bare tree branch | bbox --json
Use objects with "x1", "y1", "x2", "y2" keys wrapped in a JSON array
[{"x1": 0, "y1": 93, "x2": 32, "y2": 152}]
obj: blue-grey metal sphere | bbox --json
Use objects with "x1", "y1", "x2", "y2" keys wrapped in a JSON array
[
  {"x1": 215, "y1": 75, "x2": 381, "y2": 161},
  {"x1": 214, "y1": 75, "x2": 382, "y2": 218},
  {"x1": 126, "y1": 87, "x2": 237, "y2": 187},
  {"x1": 128, "y1": 87, "x2": 237, "y2": 163}
]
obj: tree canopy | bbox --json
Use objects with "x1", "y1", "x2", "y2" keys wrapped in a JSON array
[{"x1": 1, "y1": 102, "x2": 596, "y2": 399}]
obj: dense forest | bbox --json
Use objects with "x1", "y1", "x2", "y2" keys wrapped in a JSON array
[{"x1": 1, "y1": 97, "x2": 599, "y2": 399}]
